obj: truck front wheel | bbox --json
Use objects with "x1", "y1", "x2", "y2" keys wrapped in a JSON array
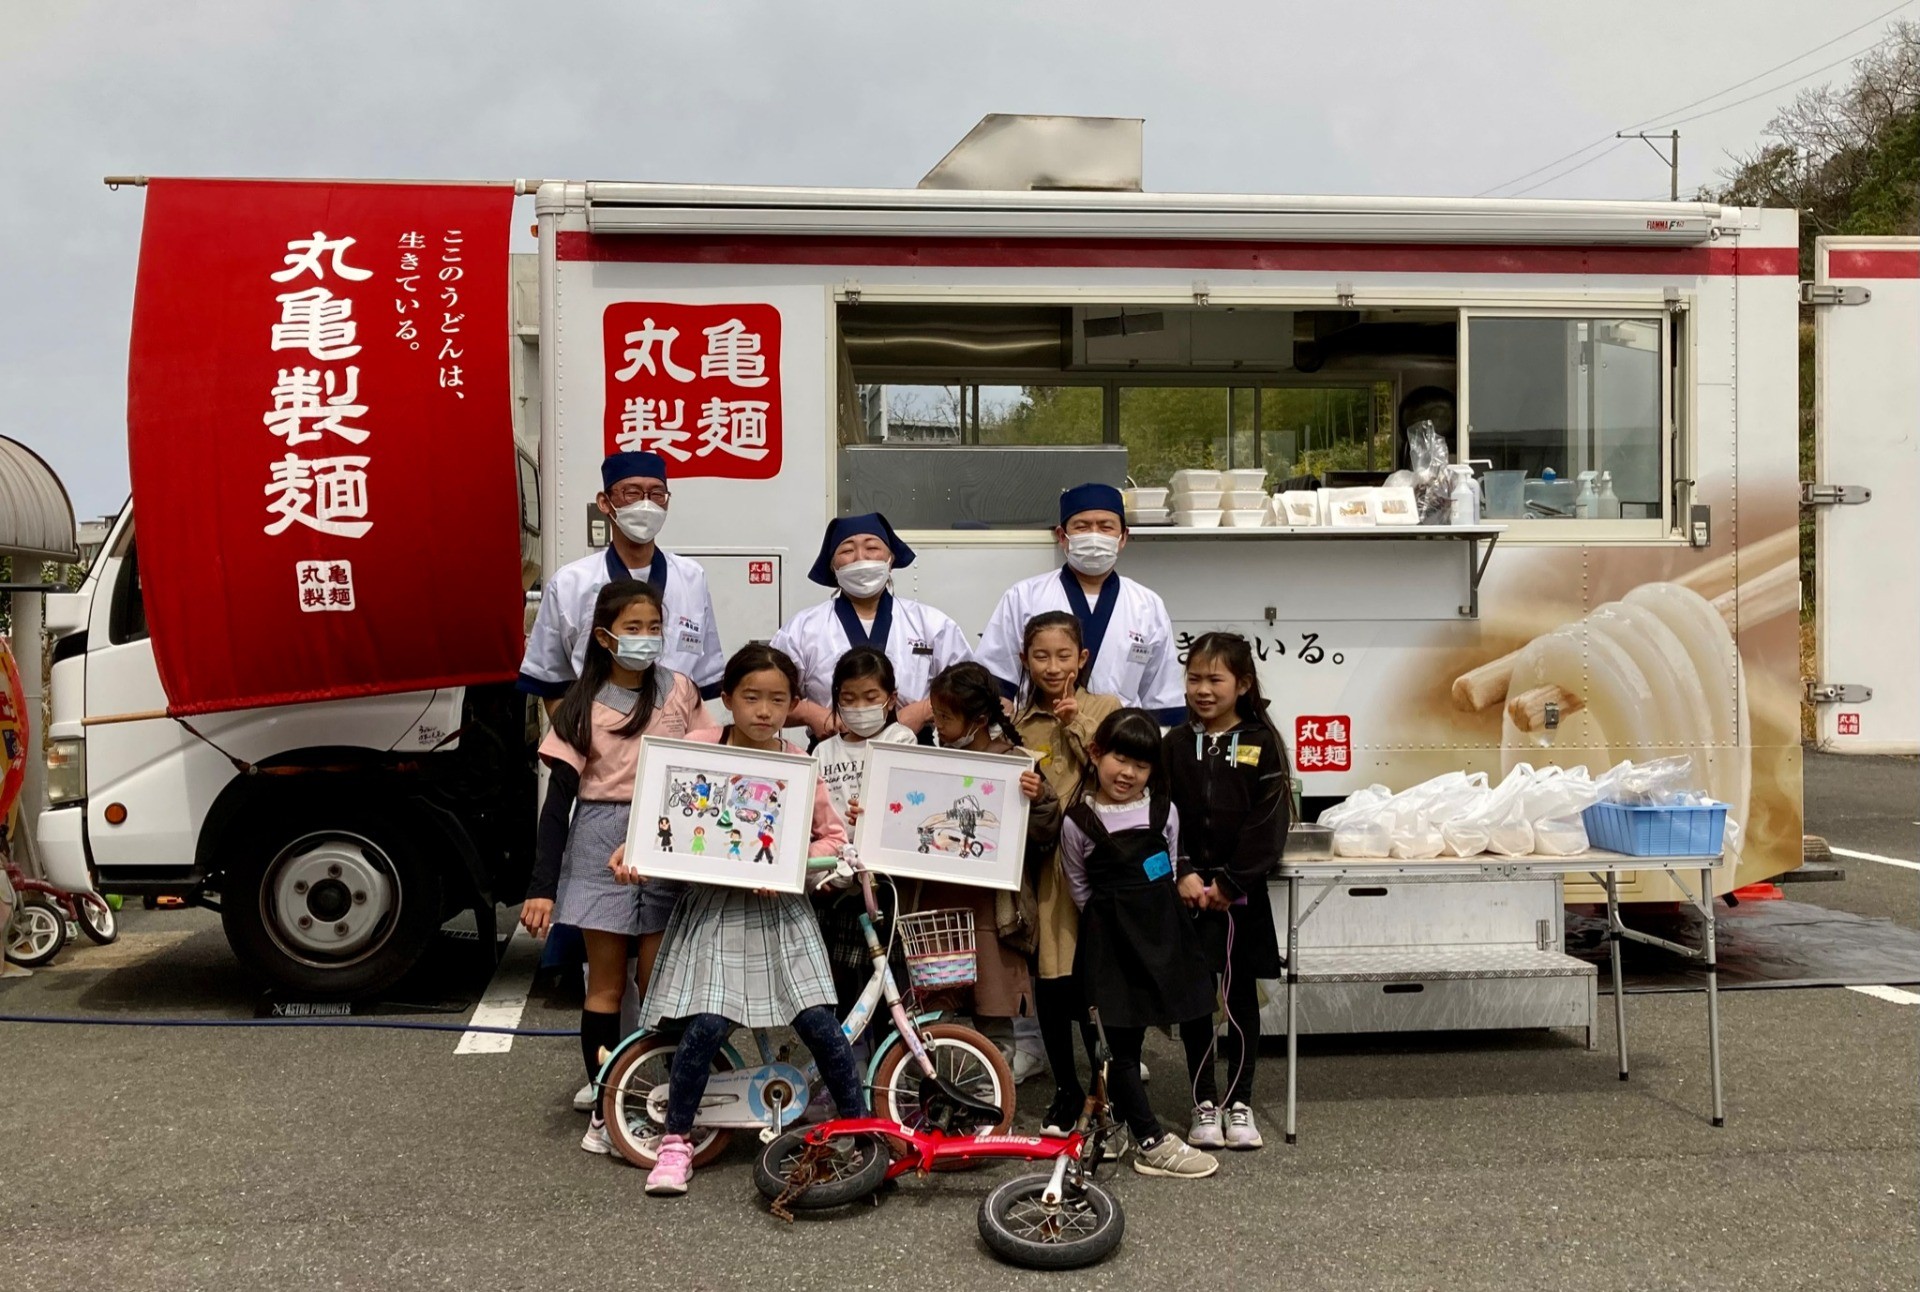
[{"x1": 221, "y1": 801, "x2": 445, "y2": 998}]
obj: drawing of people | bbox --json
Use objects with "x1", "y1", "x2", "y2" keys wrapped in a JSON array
[
  {"x1": 916, "y1": 824, "x2": 935, "y2": 853},
  {"x1": 754, "y1": 827, "x2": 776, "y2": 864},
  {"x1": 728, "y1": 829, "x2": 743, "y2": 859},
  {"x1": 689, "y1": 826, "x2": 706, "y2": 856},
  {"x1": 656, "y1": 816, "x2": 674, "y2": 850},
  {"x1": 692, "y1": 774, "x2": 712, "y2": 813},
  {"x1": 950, "y1": 794, "x2": 986, "y2": 854}
]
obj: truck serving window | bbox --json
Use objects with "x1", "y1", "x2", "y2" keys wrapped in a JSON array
[{"x1": 1462, "y1": 313, "x2": 1671, "y2": 528}]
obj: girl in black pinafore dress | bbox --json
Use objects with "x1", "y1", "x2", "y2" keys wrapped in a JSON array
[{"x1": 1060, "y1": 709, "x2": 1219, "y2": 1179}]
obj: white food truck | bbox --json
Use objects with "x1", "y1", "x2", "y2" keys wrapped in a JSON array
[{"x1": 36, "y1": 118, "x2": 1915, "y2": 996}]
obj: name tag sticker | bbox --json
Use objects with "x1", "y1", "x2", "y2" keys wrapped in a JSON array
[
  {"x1": 1128, "y1": 641, "x2": 1152, "y2": 665},
  {"x1": 1141, "y1": 850, "x2": 1172, "y2": 881},
  {"x1": 912, "y1": 642, "x2": 934, "y2": 656},
  {"x1": 1235, "y1": 745, "x2": 1263, "y2": 766}
]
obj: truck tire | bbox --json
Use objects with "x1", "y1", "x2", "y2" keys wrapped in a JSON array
[{"x1": 220, "y1": 798, "x2": 445, "y2": 998}]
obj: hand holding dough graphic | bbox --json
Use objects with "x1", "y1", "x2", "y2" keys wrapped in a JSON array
[{"x1": 1450, "y1": 532, "x2": 1799, "y2": 863}]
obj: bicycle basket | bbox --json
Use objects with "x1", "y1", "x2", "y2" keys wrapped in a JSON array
[{"x1": 895, "y1": 908, "x2": 978, "y2": 990}]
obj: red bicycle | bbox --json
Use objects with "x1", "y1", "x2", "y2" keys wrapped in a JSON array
[{"x1": 757, "y1": 1008, "x2": 1127, "y2": 1271}]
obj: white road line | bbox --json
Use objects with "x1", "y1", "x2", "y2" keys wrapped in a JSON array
[
  {"x1": 455, "y1": 924, "x2": 544, "y2": 1055},
  {"x1": 1848, "y1": 984, "x2": 1920, "y2": 1006},
  {"x1": 1829, "y1": 846, "x2": 1920, "y2": 873}
]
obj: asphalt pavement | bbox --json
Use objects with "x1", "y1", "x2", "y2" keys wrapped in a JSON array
[{"x1": 2, "y1": 750, "x2": 1914, "y2": 1291}]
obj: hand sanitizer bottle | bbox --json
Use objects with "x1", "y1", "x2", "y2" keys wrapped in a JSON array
[
  {"x1": 1575, "y1": 471, "x2": 1598, "y2": 519},
  {"x1": 1596, "y1": 471, "x2": 1623, "y2": 519}
]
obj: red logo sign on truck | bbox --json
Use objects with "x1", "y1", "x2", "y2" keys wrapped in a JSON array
[
  {"x1": 602, "y1": 301, "x2": 782, "y2": 479},
  {"x1": 1295, "y1": 715, "x2": 1352, "y2": 772}
]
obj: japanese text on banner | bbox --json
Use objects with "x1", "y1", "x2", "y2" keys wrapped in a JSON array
[{"x1": 601, "y1": 301, "x2": 783, "y2": 479}]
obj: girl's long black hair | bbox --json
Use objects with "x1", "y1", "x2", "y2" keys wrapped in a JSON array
[
  {"x1": 1019, "y1": 610, "x2": 1087, "y2": 697},
  {"x1": 1076, "y1": 707, "x2": 1170, "y2": 805},
  {"x1": 553, "y1": 580, "x2": 667, "y2": 756},
  {"x1": 831, "y1": 645, "x2": 898, "y2": 720},
  {"x1": 927, "y1": 661, "x2": 1017, "y2": 745},
  {"x1": 1186, "y1": 630, "x2": 1292, "y2": 767}
]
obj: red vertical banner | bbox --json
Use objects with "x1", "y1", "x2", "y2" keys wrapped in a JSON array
[
  {"x1": 0, "y1": 637, "x2": 26, "y2": 823},
  {"x1": 127, "y1": 180, "x2": 523, "y2": 715}
]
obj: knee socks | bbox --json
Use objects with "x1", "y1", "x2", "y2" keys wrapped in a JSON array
[{"x1": 579, "y1": 1008, "x2": 621, "y2": 1089}]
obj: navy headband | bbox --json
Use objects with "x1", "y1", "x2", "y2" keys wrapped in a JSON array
[
  {"x1": 808, "y1": 512, "x2": 916, "y2": 586},
  {"x1": 601, "y1": 451, "x2": 670, "y2": 492}
]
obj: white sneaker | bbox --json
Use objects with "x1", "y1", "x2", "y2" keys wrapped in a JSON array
[
  {"x1": 572, "y1": 1082, "x2": 597, "y2": 1113},
  {"x1": 1138, "y1": 1058, "x2": 1150, "y2": 1084},
  {"x1": 1224, "y1": 1102, "x2": 1264, "y2": 1150},
  {"x1": 1132, "y1": 1131, "x2": 1218, "y2": 1178},
  {"x1": 1008, "y1": 1046, "x2": 1047, "y2": 1085},
  {"x1": 1188, "y1": 1101, "x2": 1225, "y2": 1149},
  {"x1": 580, "y1": 1116, "x2": 613, "y2": 1155}
]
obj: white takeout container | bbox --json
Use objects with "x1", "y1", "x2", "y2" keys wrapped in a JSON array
[
  {"x1": 1172, "y1": 508, "x2": 1223, "y2": 528},
  {"x1": 1168, "y1": 469, "x2": 1224, "y2": 493},
  {"x1": 1170, "y1": 487, "x2": 1224, "y2": 511},
  {"x1": 1222, "y1": 508, "x2": 1269, "y2": 527},
  {"x1": 1127, "y1": 506, "x2": 1172, "y2": 526},
  {"x1": 1220, "y1": 489, "x2": 1267, "y2": 509},
  {"x1": 1222, "y1": 468, "x2": 1268, "y2": 491},
  {"x1": 1123, "y1": 486, "x2": 1169, "y2": 510}
]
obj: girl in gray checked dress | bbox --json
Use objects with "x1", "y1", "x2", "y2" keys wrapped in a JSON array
[{"x1": 610, "y1": 644, "x2": 868, "y2": 1197}]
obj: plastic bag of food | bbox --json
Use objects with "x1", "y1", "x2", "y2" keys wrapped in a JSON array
[
  {"x1": 1522, "y1": 765, "x2": 1603, "y2": 855},
  {"x1": 1406, "y1": 419, "x2": 1453, "y2": 524},
  {"x1": 1320, "y1": 784, "x2": 1394, "y2": 857},
  {"x1": 1444, "y1": 763, "x2": 1539, "y2": 857},
  {"x1": 1594, "y1": 756, "x2": 1699, "y2": 806},
  {"x1": 1384, "y1": 770, "x2": 1486, "y2": 858}
]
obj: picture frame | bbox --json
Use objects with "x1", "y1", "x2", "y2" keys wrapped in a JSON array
[
  {"x1": 624, "y1": 736, "x2": 822, "y2": 895},
  {"x1": 851, "y1": 741, "x2": 1033, "y2": 891}
]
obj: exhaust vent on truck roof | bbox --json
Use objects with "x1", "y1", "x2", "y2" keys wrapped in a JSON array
[{"x1": 919, "y1": 114, "x2": 1143, "y2": 193}]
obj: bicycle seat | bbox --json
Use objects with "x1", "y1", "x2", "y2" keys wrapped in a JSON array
[{"x1": 918, "y1": 1070, "x2": 1005, "y2": 1133}]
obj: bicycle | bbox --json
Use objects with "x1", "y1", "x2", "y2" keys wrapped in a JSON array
[
  {"x1": 757, "y1": 1005, "x2": 1128, "y2": 1271},
  {"x1": 594, "y1": 856, "x2": 1014, "y2": 1169}
]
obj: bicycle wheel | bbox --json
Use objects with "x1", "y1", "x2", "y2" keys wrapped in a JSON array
[
  {"x1": 753, "y1": 1127, "x2": 890, "y2": 1210},
  {"x1": 872, "y1": 1022, "x2": 1015, "y2": 1135},
  {"x1": 599, "y1": 1036, "x2": 735, "y2": 1169},
  {"x1": 978, "y1": 1172, "x2": 1125, "y2": 1270},
  {"x1": 6, "y1": 896, "x2": 68, "y2": 967},
  {"x1": 75, "y1": 892, "x2": 119, "y2": 945}
]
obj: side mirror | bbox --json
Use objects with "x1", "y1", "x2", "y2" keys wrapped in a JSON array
[{"x1": 42, "y1": 590, "x2": 90, "y2": 637}]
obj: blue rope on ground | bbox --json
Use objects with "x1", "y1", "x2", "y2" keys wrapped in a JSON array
[{"x1": 0, "y1": 1012, "x2": 574, "y2": 1035}]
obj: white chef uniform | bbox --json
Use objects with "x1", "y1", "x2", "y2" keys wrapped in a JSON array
[
  {"x1": 977, "y1": 566, "x2": 1186, "y2": 722},
  {"x1": 517, "y1": 543, "x2": 725, "y2": 700}
]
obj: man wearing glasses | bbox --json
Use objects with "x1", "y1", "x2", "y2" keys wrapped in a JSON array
[{"x1": 517, "y1": 450, "x2": 726, "y2": 711}]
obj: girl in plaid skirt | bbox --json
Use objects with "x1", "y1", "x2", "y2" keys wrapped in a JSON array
[{"x1": 610, "y1": 644, "x2": 867, "y2": 1196}]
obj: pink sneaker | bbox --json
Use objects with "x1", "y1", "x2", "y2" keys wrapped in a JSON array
[{"x1": 645, "y1": 1133, "x2": 694, "y2": 1195}]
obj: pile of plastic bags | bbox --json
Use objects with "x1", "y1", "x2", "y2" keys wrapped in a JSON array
[{"x1": 1317, "y1": 759, "x2": 1711, "y2": 859}]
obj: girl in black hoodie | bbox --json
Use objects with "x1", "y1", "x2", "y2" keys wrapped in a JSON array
[{"x1": 1165, "y1": 631, "x2": 1292, "y2": 1152}]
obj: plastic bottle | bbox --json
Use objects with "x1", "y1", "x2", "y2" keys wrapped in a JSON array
[
  {"x1": 1596, "y1": 471, "x2": 1623, "y2": 519},
  {"x1": 1447, "y1": 464, "x2": 1481, "y2": 526},
  {"x1": 1575, "y1": 471, "x2": 1598, "y2": 519}
]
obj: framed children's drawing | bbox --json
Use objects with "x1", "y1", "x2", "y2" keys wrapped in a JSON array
[
  {"x1": 851, "y1": 742, "x2": 1032, "y2": 891},
  {"x1": 624, "y1": 736, "x2": 821, "y2": 895}
]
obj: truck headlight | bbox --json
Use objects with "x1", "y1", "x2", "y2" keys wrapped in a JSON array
[{"x1": 45, "y1": 738, "x2": 85, "y2": 806}]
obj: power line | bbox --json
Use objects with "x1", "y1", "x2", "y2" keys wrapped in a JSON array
[
  {"x1": 1505, "y1": 140, "x2": 1629, "y2": 199},
  {"x1": 1640, "y1": 39, "x2": 1892, "y2": 130},
  {"x1": 1474, "y1": 0, "x2": 1915, "y2": 196}
]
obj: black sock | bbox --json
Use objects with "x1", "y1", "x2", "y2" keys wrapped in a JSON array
[{"x1": 580, "y1": 1008, "x2": 621, "y2": 1091}]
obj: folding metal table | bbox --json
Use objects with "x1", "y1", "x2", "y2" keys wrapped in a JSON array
[{"x1": 1275, "y1": 851, "x2": 1726, "y2": 1143}]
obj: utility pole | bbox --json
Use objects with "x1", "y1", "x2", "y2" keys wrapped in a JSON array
[{"x1": 1618, "y1": 130, "x2": 1680, "y2": 201}]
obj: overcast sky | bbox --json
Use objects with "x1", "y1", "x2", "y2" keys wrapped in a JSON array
[{"x1": 3, "y1": 0, "x2": 1911, "y2": 518}]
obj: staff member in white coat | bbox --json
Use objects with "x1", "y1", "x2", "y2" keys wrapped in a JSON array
[
  {"x1": 771, "y1": 512, "x2": 975, "y2": 739},
  {"x1": 978, "y1": 482, "x2": 1186, "y2": 725},
  {"x1": 518, "y1": 451, "x2": 726, "y2": 708}
]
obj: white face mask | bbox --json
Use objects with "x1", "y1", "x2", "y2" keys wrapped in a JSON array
[
  {"x1": 612, "y1": 500, "x2": 667, "y2": 545},
  {"x1": 609, "y1": 634, "x2": 665, "y2": 669},
  {"x1": 933, "y1": 722, "x2": 982, "y2": 750},
  {"x1": 1064, "y1": 533, "x2": 1121, "y2": 578},
  {"x1": 839, "y1": 705, "x2": 890, "y2": 738},
  {"x1": 834, "y1": 559, "x2": 892, "y2": 601}
]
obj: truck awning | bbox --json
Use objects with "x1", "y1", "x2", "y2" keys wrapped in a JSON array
[
  {"x1": 576, "y1": 182, "x2": 1726, "y2": 246},
  {"x1": 0, "y1": 436, "x2": 79, "y2": 563}
]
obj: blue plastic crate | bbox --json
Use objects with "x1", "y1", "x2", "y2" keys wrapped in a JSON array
[{"x1": 1582, "y1": 801, "x2": 1727, "y2": 857}]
